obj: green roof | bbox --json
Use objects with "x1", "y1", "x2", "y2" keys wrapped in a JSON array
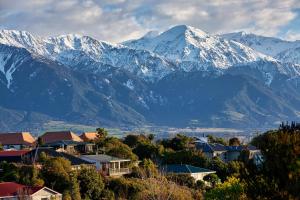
[{"x1": 163, "y1": 164, "x2": 215, "y2": 174}]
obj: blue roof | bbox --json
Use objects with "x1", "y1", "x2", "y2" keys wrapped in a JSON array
[
  {"x1": 196, "y1": 143, "x2": 227, "y2": 152},
  {"x1": 163, "y1": 164, "x2": 215, "y2": 174}
]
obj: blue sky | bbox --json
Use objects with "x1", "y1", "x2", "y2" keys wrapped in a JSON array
[{"x1": 0, "y1": 0, "x2": 300, "y2": 43}]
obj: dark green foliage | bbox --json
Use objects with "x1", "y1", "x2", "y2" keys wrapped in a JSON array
[
  {"x1": 208, "y1": 158, "x2": 245, "y2": 182},
  {"x1": 100, "y1": 189, "x2": 115, "y2": 200},
  {"x1": 0, "y1": 162, "x2": 43, "y2": 186},
  {"x1": 227, "y1": 161, "x2": 245, "y2": 178},
  {"x1": 195, "y1": 180, "x2": 206, "y2": 190},
  {"x1": 229, "y1": 137, "x2": 241, "y2": 146},
  {"x1": 69, "y1": 172, "x2": 81, "y2": 200},
  {"x1": 238, "y1": 149, "x2": 250, "y2": 163},
  {"x1": 245, "y1": 122, "x2": 300, "y2": 199},
  {"x1": 40, "y1": 157, "x2": 73, "y2": 193},
  {"x1": 160, "y1": 134, "x2": 194, "y2": 151},
  {"x1": 107, "y1": 178, "x2": 144, "y2": 199},
  {"x1": 100, "y1": 137, "x2": 138, "y2": 161},
  {"x1": 124, "y1": 134, "x2": 163, "y2": 160},
  {"x1": 162, "y1": 149, "x2": 208, "y2": 168},
  {"x1": 207, "y1": 135, "x2": 228, "y2": 145},
  {"x1": 133, "y1": 142, "x2": 161, "y2": 160},
  {"x1": 208, "y1": 157, "x2": 228, "y2": 181},
  {"x1": 77, "y1": 166, "x2": 104, "y2": 200},
  {"x1": 129, "y1": 159, "x2": 159, "y2": 179},
  {"x1": 96, "y1": 127, "x2": 108, "y2": 139},
  {"x1": 95, "y1": 127, "x2": 109, "y2": 147},
  {"x1": 203, "y1": 173, "x2": 220, "y2": 187},
  {"x1": 123, "y1": 134, "x2": 151, "y2": 148},
  {"x1": 0, "y1": 162, "x2": 20, "y2": 182},
  {"x1": 166, "y1": 173, "x2": 196, "y2": 188},
  {"x1": 148, "y1": 134, "x2": 155, "y2": 141},
  {"x1": 18, "y1": 165, "x2": 44, "y2": 186}
]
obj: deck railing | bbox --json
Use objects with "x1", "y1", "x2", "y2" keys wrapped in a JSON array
[{"x1": 109, "y1": 168, "x2": 130, "y2": 175}]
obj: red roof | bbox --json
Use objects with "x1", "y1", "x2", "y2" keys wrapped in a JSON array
[
  {"x1": 0, "y1": 182, "x2": 41, "y2": 197},
  {"x1": 40, "y1": 131, "x2": 83, "y2": 143},
  {"x1": 0, "y1": 132, "x2": 35, "y2": 146},
  {"x1": 0, "y1": 150, "x2": 30, "y2": 157}
]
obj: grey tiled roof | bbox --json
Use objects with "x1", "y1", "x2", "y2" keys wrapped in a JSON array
[{"x1": 80, "y1": 154, "x2": 130, "y2": 163}]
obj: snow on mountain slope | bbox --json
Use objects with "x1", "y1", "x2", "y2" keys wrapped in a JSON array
[
  {"x1": 0, "y1": 30, "x2": 174, "y2": 81},
  {"x1": 0, "y1": 30, "x2": 46, "y2": 56},
  {"x1": 123, "y1": 25, "x2": 272, "y2": 71},
  {"x1": 222, "y1": 31, "x2": 300, "y2": 60},
  {"x1": 1, "y1": 26, "x2": 299, "y2": 85},
  {"x1": 276, "y1": 47, "x2": 300, "y2": 64},
  {"x1": 0, "y1": 45, "x2": 31, "y2": 89}
]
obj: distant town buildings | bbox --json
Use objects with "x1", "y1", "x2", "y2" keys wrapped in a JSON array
[
  {"x1": 0, "y1": 130, "x2": 133, "y2": 177},
  {"x1": 0, "y1": 130, "x2": 262, "y2": 180}
]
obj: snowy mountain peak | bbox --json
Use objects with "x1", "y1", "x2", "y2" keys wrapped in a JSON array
[
  {"x1": 221, "y1": 31, "x2": 300, "y2": 58},
  {"x1": 161, "y1": 25, "x2": 208, "y2": 40},
  {"x1": 0, "y1": 29, "x2": 42, "y2": 50},
  {"x1": 124, "y1": 25, "x2": 271, "y2": 71},
  {"x1": 1, "y1": 27, "x2": 300, "y2": 86}
]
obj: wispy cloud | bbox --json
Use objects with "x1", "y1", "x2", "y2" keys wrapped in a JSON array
[{"x1": 0, "y1": 0, "x2": 299, "y2": 42}]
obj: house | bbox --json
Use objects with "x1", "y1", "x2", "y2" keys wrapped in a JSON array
[
  {"x1": 80, "y1": 132, "x2": 98, "y2": 142},
  {"x1": 24, "y1": 148, "x2": 94, "y2": 170},
  {"x1": 226, "y1": 145, "x2": 260, "y2": 162},
  {"x1": 80, "y1": 154, "x2": 131, "y2": 176},
  {"x1": 0, "y1": 182, "x2": 62, "y2": 200},
  {"x1": 39, "y1": 131, "x2": 94, "y2": 154},
  {"x1": 0, "y1": 150, "x2": 30, "y2": 163},
  {"x1": 42, "y1": 140, "x2": 94, "y2": 154},
  {"x1": 196, "y1": 143, "x2": 227, "y2": 162},
  {"x1": 162, "y1": 164, "x2": 216, "y2": 182},
  {"x1": 196, "y1": 142, "x2": 261, "y2": 163},
  {"x1": 0, "y1": 132, "x2": 35, "y2": 150},
  {"x1": 40, "y1": 131, "x2": 83, "y2": 143}
]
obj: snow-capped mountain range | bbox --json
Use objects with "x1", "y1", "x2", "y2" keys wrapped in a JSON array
[
  {"x1": 222, "y1": 31, "x2": 300, "y2": 63},
  {"x1": 1, "y1": 25, "x2": 300, "y2": 131}
]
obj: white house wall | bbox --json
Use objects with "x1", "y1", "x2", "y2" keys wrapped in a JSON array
[{"x1": 191, "y1": 171, "x2": 216, "y2": 182}]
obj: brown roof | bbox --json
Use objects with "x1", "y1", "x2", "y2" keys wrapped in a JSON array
[
  {"x1": 80, "y1": 132, "x2": 98, "y2": 142},
  {"x1": 40, "y1": 131, "x2": 83, "y2": 143},
  {"x1": 0, "y1": 132, "x2": 35, "y2": 146}
]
